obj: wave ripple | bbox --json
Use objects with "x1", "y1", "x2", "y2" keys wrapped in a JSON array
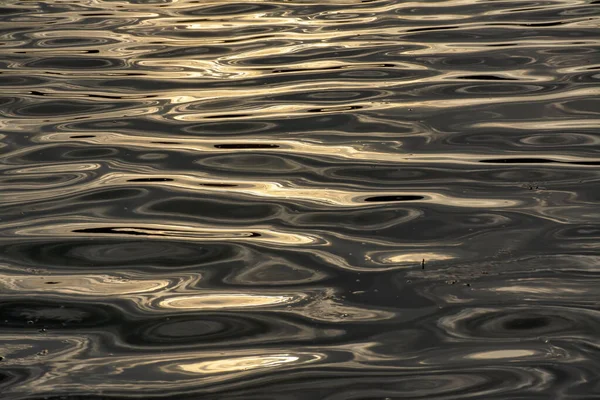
[{"x1": 1, "y1": 0, "x2": 599, "y2": 398}]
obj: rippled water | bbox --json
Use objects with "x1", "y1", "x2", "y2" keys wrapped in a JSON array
[{"x1": 1, "y1": 0, "x2": 600, "y2": 398}]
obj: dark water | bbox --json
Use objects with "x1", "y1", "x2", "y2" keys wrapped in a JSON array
[{"x1": 1, "y1": 0, "x2": 600, "y2": 398}]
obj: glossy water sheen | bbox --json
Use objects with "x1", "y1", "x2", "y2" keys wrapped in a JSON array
[{"x1": 1, "y1": 0, "x2": 600, "y2": 398}]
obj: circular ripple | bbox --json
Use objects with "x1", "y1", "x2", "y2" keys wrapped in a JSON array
[
  {"x1": 124, "y1": 314, "x2": 266, "y2": 346},
  {"x1": 519, "y1": 133, "x2": 598, "y2": 147},
  {"x1": 2, "y1": 240, "x2": 239, "y2": 269},
  {"x1": 438, "y1": 307, "x2": 600, "y2": 340}
]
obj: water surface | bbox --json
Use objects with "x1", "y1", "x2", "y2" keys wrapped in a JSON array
[{"x1": 1, "y1": 0, "x2": 600, "y2": 398}]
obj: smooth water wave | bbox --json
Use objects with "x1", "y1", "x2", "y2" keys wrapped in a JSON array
[{"x1": 1, "y1": 0, "x2": 599, "y2": 398}]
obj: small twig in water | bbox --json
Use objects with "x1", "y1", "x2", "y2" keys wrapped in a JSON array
[{"x1": 422, "y1": 259, "x2": 425, "y2": 270}]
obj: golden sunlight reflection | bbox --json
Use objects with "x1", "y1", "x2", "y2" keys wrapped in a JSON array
[
  {"x1": 1, "y1": 0, "x2": 597, "y2": 396},
  {"x1": 467, "y1": 349, "x2": 537, "y2": 360},
  {"x1": 158, "y1": 293, "x2": 298, "y2": 310},
  {"x1": 35, "y1": 132, "x2": 600, "y2": 168},
  {"x1": 177, "y1": 354, "x2": 301, "y2": 375},
  {"x1": 103, "y1": 172, "x2": 518, "y2": 208},
  {"x1": 383, "y1": 252, "x2": 456, "y2": 264},
  {"x1": 471, "y1": 119, "x2": 600, "y2": 131},
  {"x1": 13, "y1": 221, "x2": 317, "y2": 245},
  {"x1": 298, "y1": 296, "x2": 395, "y2": 322},
  {"x1": 494, "y1": 285, "x2": 581, "y2": 294},
  {"x1": 0, "y1": 274, "x2": 171, "y2": 295}
]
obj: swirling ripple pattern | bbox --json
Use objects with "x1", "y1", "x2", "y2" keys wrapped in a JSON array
[{"x1": 1, "y1": 0, "x2": 600, "y2": 398}]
